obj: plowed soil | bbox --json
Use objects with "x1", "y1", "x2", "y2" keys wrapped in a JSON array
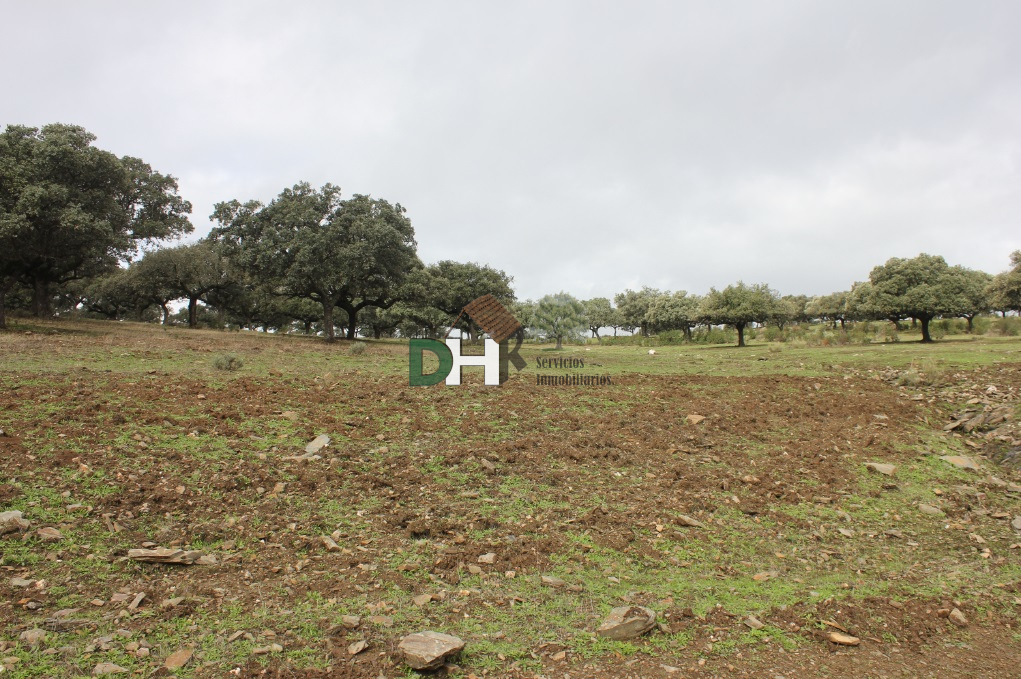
[{"x1": 3, "y1": 323, "x2": 1021, "y2": 678}]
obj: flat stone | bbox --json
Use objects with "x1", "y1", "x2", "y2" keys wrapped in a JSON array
[
  {"x1": 477, "y1": 552, "x2": 496, "y2": 564},
  {"x1": 348, "y1": 640, "x2": 369, "y2": 655},
  {"x1": 164, "y1": 648, "x2": 193, "y2": 670},
  {"x1": 941, "y1": 455, "x2": 981, "y2": 471},
  {"x1": 36, "y1": 527, "x2": 64, "y2": 542},
  {"x1": 541, "y1": 575, "x2": 566, "y2": 588},
  {"x1": 92, "y1": 663, "x2": 129, "y2": 676},
  {"x1": 305, "y1": 434, "x2": 331, "y2": 455},
  {"x1": 685, "y1": 414, "x2": 705, "y2": 425},
  {"x1": 412, "y1": 594, "x2": 433, "y2": 607},
  {"x1": 918, "y1": 504, "x2": 945, "y2": 517},
  {"x1": 10, "y1": 578, "x2": 34, "y2": 587},
  {"x1": 676, "y1": 515, "x2": 704, "y2": 528},
  {"x1": 596, "y1": 606, "x2": 656, "y2": 640},
  {"x1": 341, "y1": 615, "x2": 361, "y2": 629},
  {"x1": 826, "y1": 631, "x2": 860, "y2": 646},
  {"x1": 398, "y1": 631, "x2": 465, "y2": 670},
  {"x1": 0, "y1": 510, "x2": 30, "y2": 535},
  {"x1": 864, "y1": 462, "x2": 896, "y2": 476},
  {"x1": 127, "y1": 548, "x2": 214, "y2": 565},
  {"x1": 744, "y1": 616, "x2": 764, "y2": 630}
]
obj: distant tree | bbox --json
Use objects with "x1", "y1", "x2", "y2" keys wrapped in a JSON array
[
  {"x1": 533, "y1": 292, "x2": 585, "y2": 349},
  {"x1": 0, "y1": 123, "x2": 192, "y2": 327},
  {"x1": 772, "y1": 294, "x2": 808, "y2": 330},
  {"x1": 422, "y1": 260, "x2": 515, "y2": 339},
  {"x1": 947, "y1": 267, "x2": 992, "y2": 333},
  {"x1": 699, "y1": 282, "x2": 778, "y2": 347},
  {"x1": 132, "y1": 242, "x2": 231, "y2": 328},
  {"x1": 614, "y1": 287, "x2": 659, "y2": 337},
  {"x1": 81, "y1": 268, "x2": 146, "y2": 320},
  {"x1": 863, "y1": 253, "x2": 972, "y2": 343},
  {"x1": 510, "y1": 300, "x2": 538, "y2": 339},
  {"x1": 583, "y1": 297, "x2": 616, "y2": 340},
  {"x1": 806, "y1": 291, "x2": 850, "y2": 329},
  {"x1": 987, "y1": 251, "x2": 1021, "y2": 317},
  {"x1": 210, "y1": 183, "x2": 421, "y2": 340},
  {"x1": 647, "y1": 291, "x2": 700, "y2": 339}
]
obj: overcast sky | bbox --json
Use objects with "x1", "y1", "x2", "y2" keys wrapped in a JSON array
[{"x1": 3, "y1": 1, "x2": 1019, "y2": 301}]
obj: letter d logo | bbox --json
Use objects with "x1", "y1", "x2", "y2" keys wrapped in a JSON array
[{"x1": 408, "y1": 339, "x2": 453, "y2": 386}]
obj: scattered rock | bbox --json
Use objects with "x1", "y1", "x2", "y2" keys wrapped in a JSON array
[
  {"x1": 948, "y1": 608, "x2": 968, "y2": 627},
  {"x1": 281, "y1": 411, "x2": 299, "y2": 421},
  {"x1": 19, "y1": 629, "x2": 45, "y2": 647},
  {"x1": 412, "y1": 594, "x2": 433, "y2": 607},
  {"x1": 596, "y1": 606, "x2": 657, "y2": 640},
  {"x1": 398, "y1": 631, "x2": 465, "y2": 670},
  {"x1": 685, "y1": 414, "x2": 705, "y2": 425},
  {"x1": 92, "y1": 663, "x2": 128, "y2": 676},
  {"x1": 0, "y1": 510, "x2": 30, "y2": 535},
  {"x1": 918, "y1": 504, "x2": 945, "y2": 517},
  {"x1": 752, "y1": 571, "x2": 778, "y2": 582},
  {"x1": 164, "y1": 648, "x2": 193, "y2": 671},
  {"x1": 252, "y1": 643, "x2": 283, "y2": 655},
  {"x1": 35, "y1": 527, "x2": 64, "y2": 542},
  {"x1": 940, "y1": 455, "x2": 981, "y2": 471},
  {"x1": 10, "y1": 578, "x2": 34, "y2": 588},
  {"x1": 321, "y1": 536, "x2": 342, "y2": 552},
  {"x1": 348, "y1": 640, "x2": 369, "y2": 655},
  {"x1": 367, "y1": 615, "x2": 394, "y2": 627},
  {"x1": 305, "y1": 434, "x2": 331, "y2": 455},
  {"x1": 341, "y1": 615, "x2": 361, "y2": 629},
  {"x1": 127, "y1": 548, "x2": 214, "y2": 565},
  {"x1": 864, "y1": 462, "x2": 896, "y2": 476},
  {"x1": 1012, "y1": 516, "x2": 1021, "y2": 532},
  {"x1": 826, "y1": 632, "x2": 860, "y2": 646},
  {"x1": 477, "y1": 552, "x2": 496, "y2": 564},
  {"x1": 541, "y1": 575, "x2": 566, "y2": 588},
  {"x1": 676, "y1": 515, "x2": 704, "y2": 528},
  {"x1": 744, "y1": 616, "x2": 764, "y2": 630}
]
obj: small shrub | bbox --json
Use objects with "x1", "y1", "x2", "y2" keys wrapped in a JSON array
[
  {"x1": 212, "y1": 353, "x2": 244, "y2": 372},
  {"x1": 349, "y1": 342, "x2": 367, "y2": 355},
  {"x1": 895, "y1": 369, "x2": 921, "y2": 387}
]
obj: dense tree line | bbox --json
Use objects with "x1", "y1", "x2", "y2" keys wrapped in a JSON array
[{"x1": 2, "y1": 123, "x2": 1020, "y2": 345}]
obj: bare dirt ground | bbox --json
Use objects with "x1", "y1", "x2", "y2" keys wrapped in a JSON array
[{"x1": 2, "y1": 322, "x2": 1021, "y2": 677}]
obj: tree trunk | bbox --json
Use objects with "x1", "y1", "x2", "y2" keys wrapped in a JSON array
[
  {"x1": 966, "y1": 315, "x2": 974, "y2": 333},
  {"x1": 322, "y1": 300, "x2": 336, "y2": 341},
  {"x1": 0, "y1": 283, "x2": 7, "y2": 329},
  {"x1": 683, "y1": 325, "x2": 692, "y2": 341},
  {"x1": 373, "y1": 327, "x2": 382, "y2": 339},
  {"x1": 346, "y1": 308, "x2": 358, "y2": 340},
  {"x1": 911, "y1": 317, "x2": 917, "y2": 329},
  {"x1": 920, "y1": 316, "x2": 933, "y2": 343},
  {"x1": 839, "y1": 318, "x2": 845, "y2": 330},
  {"x1": 160, "y1": 304, "x2": 170, "y2": 325},
  {"x1": 736, "y1": 322, "x2": 746, "y2": 347},
  {"x1": 188, "y1": 297, "x2": 198, "y2": 328},
  {"x1": 555, "y1": 335, "x2": 563, "y2": 350},
  {"x1": 32, "y1": 278, "x2": 51, "y2": 317}
]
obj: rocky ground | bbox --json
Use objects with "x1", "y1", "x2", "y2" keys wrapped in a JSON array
[{"x1": 2, "y1": 323, "x2": 1021, "y2": 677}]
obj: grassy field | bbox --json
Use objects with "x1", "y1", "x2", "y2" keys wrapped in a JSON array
[{"x1": 2, "y1": 320, "x2": 1021, "y2": 678}]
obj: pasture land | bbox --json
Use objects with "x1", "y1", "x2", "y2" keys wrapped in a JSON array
[{"x1": 2, "y1": 321, "x2": 1021, "y2": 678}]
